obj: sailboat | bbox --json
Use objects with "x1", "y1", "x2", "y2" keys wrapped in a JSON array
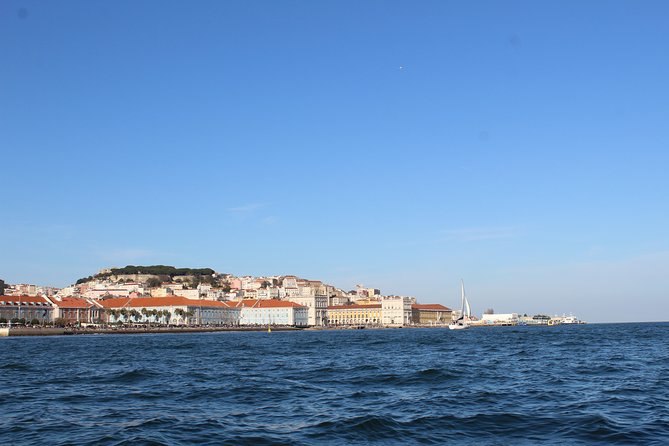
[{"x1": 449, "y1": 280, "x2": 471, "y2": 330}]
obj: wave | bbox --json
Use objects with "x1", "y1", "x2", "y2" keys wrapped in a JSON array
[
  {"x1": 3, "y1": 324, "x2": 668, "y2": 445},
  {"x1": 0, "y1": 362, "x2": 31, "y2": 371},
  {"x1": 300, "y1": 412, "x2": 665, "y2": 444},
  {"x1": 93, "y1": 368, "x2": 161, "y2": 384}
]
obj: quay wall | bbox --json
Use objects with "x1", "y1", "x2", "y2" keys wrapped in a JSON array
[{"x1": 1, "y1": 327, "x2": 66, "y2": 337}]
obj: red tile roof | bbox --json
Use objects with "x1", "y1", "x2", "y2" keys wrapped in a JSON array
[
  {"x1": 412, "y1": 304, "x2": 452, "y2": 311},
  {"x1": 0, "y1": 295, "x2": 52, "y2": 306},
  {"x1": 99, "y1": 296, "x2": 239, "y2": 309},
  {"x1": 54, "y1": 297, "x2": 94, "y2": 309}
]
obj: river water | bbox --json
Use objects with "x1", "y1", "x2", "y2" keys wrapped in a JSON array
[{"x1": 1, "y1": 323, "x2": 668, "y2": 445}]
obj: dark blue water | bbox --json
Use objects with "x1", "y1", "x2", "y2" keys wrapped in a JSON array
[{"x1": 1, "y1": 323, "x2": 668, "y2": 445}]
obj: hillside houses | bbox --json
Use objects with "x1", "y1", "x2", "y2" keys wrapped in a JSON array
[{"x1": 1, "y1": 271, "x2": 451, "y2": 327}]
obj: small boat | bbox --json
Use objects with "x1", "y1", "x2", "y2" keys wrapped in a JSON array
[{"x1": 449, "y1": 280, "x2": 471, "y2": 330}]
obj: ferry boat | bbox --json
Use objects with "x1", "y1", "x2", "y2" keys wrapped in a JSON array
[{"x1": 549, "y1": 315, "x2": 586, "y2": 325}]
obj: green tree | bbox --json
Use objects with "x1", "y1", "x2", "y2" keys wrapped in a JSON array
[
  {"x1": 109, "y1": 265, "x2": 215, "y2": 277},
  {"x1": 105, "y1": 308, "x2": 118, "y2": 324},
  {"x1": 129, "y1": 309, "x2": 141, "y2": 323},
  {"x1": 146, "y1": 278, "x2": 162, "y2": 288},
  {"x1": 75, "y1": 275, "x2": 94, "y2": 285},
  {"x1": 174, "y1": 308, "x2": 193, "y2": 325}
]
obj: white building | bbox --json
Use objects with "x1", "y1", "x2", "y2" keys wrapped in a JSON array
[
  {"x1": 329, "y1": 290, "x2": 352, "y2": 307},
  {"x1": 381, "y1": 296, "x2": 414, "y2": 326},
  {"x1": 206, "y1": 289, "x2": 226, "y2": 301},
  {"x1": 240, "y1": 276, "x2": 261, "y2": 290},
  {"x1": 115, "y1": 283, "x2": 144, "y2": 294},
  {"x1": 242, "y1": 289, "x2": 258, "y2": 299},
  {"x1": 284, "y1": 291, "x2": 328, "y2": 326},
  {"x1": 256, "y1": 287, "x2": 280, "y2": 300},
  {"x1": 99, "y1": 296, "x2": 240, "y2": 325},
  {"x1": 55, "y1": 285, "x2": 78, "y2": 298},
  {"x1": 282, "y1": 276, "x2": 299, "y2": 289},
  {"x1": 236, "y1": 299, "x2": 308, "y2": 327},
  {"x1": 176, "y1": 289, "x2": 200, "y2": 300},
  {"x1": 83, "y1": 287, "x2": 133, "y2": 300},
  {"x1": 481, "y1": 313, "x2": 519, "y2": 325}
]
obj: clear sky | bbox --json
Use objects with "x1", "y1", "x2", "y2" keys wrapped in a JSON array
[{"x1": 2, "y1": 1, "x2": 668, "y2": 322}]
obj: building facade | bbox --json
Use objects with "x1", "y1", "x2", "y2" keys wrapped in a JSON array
[
  {"x1": 99, "y1": 296, "x2": 240, "y2": 325},
  {"x1": 0, "y1": 295, "x2": 54, "y2": 323},
  {"x1": 382, "y1": 296, "x2": 414, "y2": 326},
  {"x1": 480, "y1": 313, "x2": 519, "y2": 325},
  {"x1": 235, "y1": 299, "x2": 308, "y2": 326},
  {"x1": 327, "y1": 304, "x2": 382, "y2": 326},
  {"x1": 51, "y1": 297, "x2": 103, "y2": 325},
  {"x1": 411, "y1": 304, "x2": 452, "y2": 325},
  {"x1": 284, "y1": 288, "x2": 328, "y2": 326}
]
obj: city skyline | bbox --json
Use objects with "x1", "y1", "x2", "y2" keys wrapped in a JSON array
[{"x1": 2, "y1": 1, "x2": 668, "y2": 323}]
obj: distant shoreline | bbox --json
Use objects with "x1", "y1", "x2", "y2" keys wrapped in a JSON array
[
  {"x1": 3, "y1": 325, "x2": 451, "y2": 337},
  {"x1": 3, "y1": 322, "x2": 664, "y2": 337}
]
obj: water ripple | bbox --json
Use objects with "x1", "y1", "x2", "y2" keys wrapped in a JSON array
[{"x1": 1, "y1": 323, "x2": 668, "y2": 445}]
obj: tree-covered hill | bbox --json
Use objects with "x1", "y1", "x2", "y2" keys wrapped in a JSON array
[{"x1": 76, "y1": 265, "x2": 217, "y2": 285}]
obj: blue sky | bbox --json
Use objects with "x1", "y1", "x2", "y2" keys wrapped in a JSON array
[{"x1": 1, "y1": 0, "x2": 668, "y2": 322}]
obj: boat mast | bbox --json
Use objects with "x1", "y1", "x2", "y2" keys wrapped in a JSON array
[{"x1": 459, "y1": 280, "x2": 466, "y2": 321}]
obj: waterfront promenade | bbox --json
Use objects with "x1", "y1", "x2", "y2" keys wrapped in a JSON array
[{"x1": 0, "y1": 325, "x2": 304, "y2": 337}]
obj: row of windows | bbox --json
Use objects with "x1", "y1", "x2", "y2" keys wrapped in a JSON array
[
  {"x1": 330, "y1": 318, "x2": 381, "y2": 324},
  {"x1": 330, "y1": 313, "x2": 380, "y2": 318},
  {"x1": 0, "y1": 310, "x2": 52, "y2": 318}
]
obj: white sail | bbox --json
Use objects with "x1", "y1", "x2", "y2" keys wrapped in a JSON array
[
  {"x1": 454, "y1": 280, "x2": 465, "y2": 321},
  {"x1": 450, "y1": 280, "x2": 471, "y2": 329},
  {"x1": 461, "y1": 280, "x2": 471, "y2": 318}
]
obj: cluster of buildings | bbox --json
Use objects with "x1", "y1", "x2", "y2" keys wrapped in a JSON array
[
  {"x1": 2, "y1": 272, "x2": 582, "y2": 328},
  {"x1": 474, "y1": 313, "x2": 585, "y2": 326},
  {"x1": 0, "y1": 272, "x2": 454, "y2": 328}
]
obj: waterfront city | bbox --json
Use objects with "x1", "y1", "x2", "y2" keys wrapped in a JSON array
[
  {"x1": 2, "y1": 1, "x2": 668, "y2": 443},
  {"x1": 0, "y1": 266, "x2": 583, "y2": 335}
]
